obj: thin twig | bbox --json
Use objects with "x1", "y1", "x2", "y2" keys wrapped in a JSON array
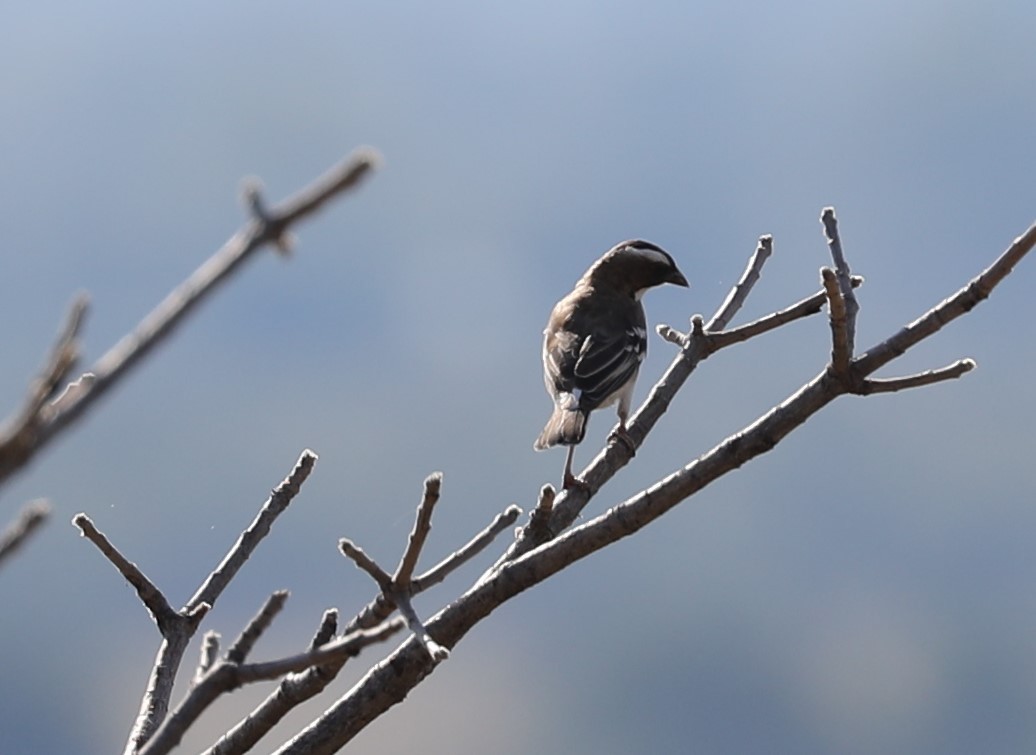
[
  {"x1": 0, "y1": 295, "x2": 89, "y2": 478},
  {"x1": 820, "y1": 207, "x2": 858, "y2": 353},
  {"x1": 0, "y1": 150, "x2": 377, "y2": 490},
  {"x1": 707, "y1": 234, "x2": 773, "y2": 331},
  {"x1": 121, "y1": 450, "x2": 318, "y2": 754},
  {"x1": 339, "y1": 539, "x2": 393, "y2": 591},
  {"x1": 189, "y1": 450, "x2": 317, "y2": 611},
  {"x1": 856, "y1": 359, "x2": 977, "y2": 394},
  {"x1": 391, "y1": 591, "x2": 449, "y2": 661},
  {"x1": 0, "y1": 499, "x2": 51, "y2": 567},
  {"x1": 413, "y1": 504, "x2": 521, "y2": 593},
  {"x1": 705, "y1": 275, "x2": 863, "y2": 350},
  {"x1": 72, "y1": 513, "x2": 180, "y2": 632},
  {"x1": 227, "y1": 591, "x2": 289, "y2": 664},
  {"x1": 394, "y1": 472, "x2": 443, "y2": 588},
  {"x1": 854, "y1": 221, "x2": 1036, "y2": 377}
]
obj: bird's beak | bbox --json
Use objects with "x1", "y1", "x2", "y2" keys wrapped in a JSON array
[{"x1": 668, "y1": 268, "x2": 690, "y2": 288}]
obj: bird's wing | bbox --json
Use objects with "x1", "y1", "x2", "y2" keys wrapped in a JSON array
[{"x1": 572, "y1": 326, "x2": 645, "y2": 410}]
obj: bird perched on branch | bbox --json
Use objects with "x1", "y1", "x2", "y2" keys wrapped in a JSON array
[{"x1": 534, "y1": 240, "x2": 689, "y2": 489}]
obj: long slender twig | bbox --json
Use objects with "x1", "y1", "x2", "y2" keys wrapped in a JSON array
[
  {"x1": 708, "y1": 234, "x2": 773, "y2": 331},
  {"x1": 339, "y1": 539, "x2": 393, "y2": 591},
  {"x1": 227, "y1": 591, "x2": 289, "y2": 664},
  {"x1": 190, "y1": 450, "x2": 317, "y2": 611},
  {"x1": 820, "y1": 207, "x2": 858, "y2": 352},
  {"x1": 412, "y1": 504, "x2": 520, "y2": 593},
  {"x1": 856, "y1": 359, "x2": 977, "y2": 394},
  {"x1": 702, "y1": 275, "x2": 863, "y2": 351},
  {"x1": 73, "y1": 513, "x2": 181, "y2": 632},
  {"x1": 113, "y1": 450, "x2": 317, "y2": 755},
  {"x1": 394, "y1": 472, "x2": 442, "y2": 588},
  {"x1": 0, "y1": 150, "x2": 377, "y2": 489}
]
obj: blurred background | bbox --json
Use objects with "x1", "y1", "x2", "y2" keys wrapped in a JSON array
[{"x1": 2, "y1": 2, "x2": 1035, "y2": 753}]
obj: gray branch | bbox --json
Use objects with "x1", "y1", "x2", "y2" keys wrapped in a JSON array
[
  {"x1": 0, "y1": 150, "x2": 377, "y2": 491},
  {"x1": 274, "y1": 217, "x2": 1036, "y2": 754}
]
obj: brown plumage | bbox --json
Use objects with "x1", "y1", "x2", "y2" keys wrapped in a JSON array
[{"x1": 535, "y1": 240, "x2": 688, "y2": 489}]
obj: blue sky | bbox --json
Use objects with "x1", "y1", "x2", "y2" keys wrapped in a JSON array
[{"x1": 2, "y1": 2, "x2": 1035, "y2": 753}]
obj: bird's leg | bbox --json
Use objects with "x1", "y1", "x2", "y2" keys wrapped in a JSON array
[
  {"x1": 608, "y1": 421, "x2": 637, "y2": 456},
  {"x1": 561, "y1": 445, "x2": 588, "y2": 491}
]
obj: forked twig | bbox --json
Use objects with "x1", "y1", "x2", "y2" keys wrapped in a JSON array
[
  {"x1": 0, "y1": 150, "x2": 377, "y2": 491},
  {"x1": 74, "y1": 450, "x2": 319, "y2": 754},
  {"x1": 278, "y1": 217, "x2": 1036, "y2": 755}
]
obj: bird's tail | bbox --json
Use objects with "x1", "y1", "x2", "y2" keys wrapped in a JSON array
[{"x1": 534, "y1": 408, "x2": 586, "y2": 450}]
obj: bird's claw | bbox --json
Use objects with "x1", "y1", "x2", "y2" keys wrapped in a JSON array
[
  {"x1": 608, "y1": 425, "x2": 637, "y2": 456},
  {"x1": 563, "y1": 471, "x2": 591, "y2": 493}
]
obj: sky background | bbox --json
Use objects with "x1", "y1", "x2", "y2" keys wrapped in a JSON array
[{"x1": 2, "y1": 2, "x2": 1035, "y2": 753}]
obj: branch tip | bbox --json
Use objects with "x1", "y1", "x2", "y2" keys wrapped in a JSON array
[
  {"x1": 656, "y1": 323, "x2": 687, "y2": 347},
  {"x1": 0, "y1": 500, "x2": 52, "y2": 565}
]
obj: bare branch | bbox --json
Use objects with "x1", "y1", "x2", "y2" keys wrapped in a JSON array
[
  {"x1": 413, "y1": 504, "x2": 521, "y2": 592},
  {"x1": 856, "y1": 359, "x2": 976, "y2": 394},
  {"x1": 278, "y1": 218, "x2": 1035, "y2": 755},
  {"x1": 820, "y1": 206, "x2": 859, "y2": 351},
  {"x1": 854, "y1": 221, "x2": 1036, "y2": 377},
  {"x1": 707, "y1": 234, "x2": 773, "y2": 331},
  {"x1": 0, "y1": 295, "x2": 88, "y2": 477},
  {"x1": 149, "y1": 619, "x2": 404, "y2": 755},
  {"x1": 72, "y1": 513, "x2": 181, "y2": 632},
  {"x1": 391, "y1": 591, "x2": 449, "y2": 661},
  {"x1": 189, "y1": 449, "x2": 317, "y2": 611},
  {"x1": 707, "y1": 275, "x2": 863, "y2": 350},
  {"x1": 0, "y1": 499, "x2": 51, "y2": 567},
  {"x1": 821, "y1": 267, "x2": 852, "y2": 374},
  {"x1": 394, "y1": 472, "x2": 443, "y2": 588},
  {"x1": 203, "y1": 611, "x2": 398, "y2": 755},
  {"x1": 308, "y1": 609, "x2": 339, "y2": 650},
  {"x1": 227, "y1": 591, "x2": 289, "y2": 664},
  {"x1": 339, "y1": 539, "x2": 393, "y2": 592},
  {"x1": 339, "y1": 502, "x2": 521, "y2": 639},
  {"x1": 120, "y1": 450, "x2": 318, "y2": 754},
  {"x1": 0, "y1": 151, "x2": 377, "y2": 489}
]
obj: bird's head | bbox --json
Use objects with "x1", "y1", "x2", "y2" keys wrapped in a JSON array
[{"x1": 586, "y1": 239, "x2": 689, "y2": 299}]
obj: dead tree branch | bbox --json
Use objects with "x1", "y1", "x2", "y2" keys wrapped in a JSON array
[
  {"x1": 0, "y1": 149, "x2": 378, "y2": 492},
  {"x1": 192, "y1": 477, "x2": 516, "y2": 755},
  {"x1": 139, "y1": 590, "x2": 404, "y2": 755},
  {"x1": 274, "y1": 216, "x2": 1036, "y2": 754},
  {"x1": 73, "y1": 450, "x2": 316, "y2": 755}
]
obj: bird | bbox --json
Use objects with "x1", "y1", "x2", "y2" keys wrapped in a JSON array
[{"x1": 534, "y1": 239, "x2": 689, "y2": 490}]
